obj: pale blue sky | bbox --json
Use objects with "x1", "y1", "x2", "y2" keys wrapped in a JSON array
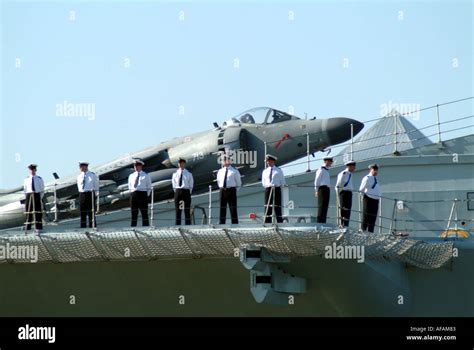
[{"x1": 1, "y1": 0, "x2": 472, "y2": 188}]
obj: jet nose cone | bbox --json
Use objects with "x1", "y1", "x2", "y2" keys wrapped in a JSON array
[
  {"x1": 349, "y1": 118, "x2": 364, "y2": 135},
  {"x1": 324, "y1": 117, "x2": 364, "y2": 145}
]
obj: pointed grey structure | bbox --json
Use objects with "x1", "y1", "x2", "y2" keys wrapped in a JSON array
[{"x1": 334, "y1": 110, "x2": 433, "y2": 164}]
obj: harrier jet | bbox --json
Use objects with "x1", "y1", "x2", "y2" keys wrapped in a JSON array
[{"x1": 0, "y1": 107, "x2": 363, "y2": 229}]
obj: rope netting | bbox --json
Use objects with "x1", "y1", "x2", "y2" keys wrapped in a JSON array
[{"x1": 0, "y1": 225, "x2": 453, "y2": 269}]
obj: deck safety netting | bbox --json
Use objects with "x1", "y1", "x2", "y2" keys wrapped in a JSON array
[{"x1": 0, "y1": 225, "x2": 453, "y2": 268}]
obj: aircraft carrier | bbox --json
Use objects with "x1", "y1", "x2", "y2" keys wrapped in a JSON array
[{"x1": 0, "y1": 100, "x2": 472, "y2": 317}]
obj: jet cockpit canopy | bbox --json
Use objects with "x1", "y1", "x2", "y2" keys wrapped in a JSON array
[{"x1": 222, "y1": 107, "x2": 300, "y2": 127}]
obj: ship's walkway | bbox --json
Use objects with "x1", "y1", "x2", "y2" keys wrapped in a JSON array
[{"x1": 0, "y1": 224, "x2": 453, "y2": 269}]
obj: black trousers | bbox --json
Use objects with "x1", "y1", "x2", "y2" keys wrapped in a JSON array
[
  {"x1": 362, "y1": 195, "x2": 379, "y2": 233},
  {"x1": 25, "y1": 193, "x2": 43, "y2": 230},
  {"x1": 317, "y1": 186, "x2": 330, "y2": 223},
  {"x1": 174, "y1": 189, "x2": 191, "y2": 225},
  {"x1": 219, "y1": 188, "x2": 238, "y2": 224},
  {"x1": 79, "y1": 192, "x2": 97, "y2": 228},
  {"x1": 130, "y1": 191, "x2": 149, "y2": 227},
  {"x1": 264, "y1": 187, "x2": 283, "y2": 223},
  {"x1": 339, "y1": 190, "x2": 353, "y2": 227}
]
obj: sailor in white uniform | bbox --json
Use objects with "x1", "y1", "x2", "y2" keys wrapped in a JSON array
[
  {"x1": 216, "y1": 155, "x2": 242, "y2": 224},
  {"x1": 77, "y1": 161, "x2": 100, "y2": 228},
  {"x1": 359, "y1": 163, "x2": 381, "y2": 233},
  {"x1": 172, "y1": 158, "x2": 194, "y2": 225},
  {"x1": 128, "y1": 159, "x2": 152, "y2": 227},
  {"x1": 335, "y1": 160, "x2": 356, "y2": 227},
  {"x1": 261, "y1": 154, "x2": 285, "y2": 223},
  {"x1": 314, "y1": 156, "x2": 333, "y2": 223},
  {"x1": 23, "y1": 164, "x2": 44, "y2": 232}
]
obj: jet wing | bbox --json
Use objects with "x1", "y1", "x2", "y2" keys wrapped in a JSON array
[{"x1": 0, "y1": 187, "x2": 24, "y2": 195}]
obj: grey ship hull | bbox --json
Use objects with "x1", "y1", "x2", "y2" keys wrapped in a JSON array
[{"x1": 0, "y1": 243, "x2": 472, "y2": 317}]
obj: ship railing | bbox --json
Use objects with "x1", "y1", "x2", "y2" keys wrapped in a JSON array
[
  {"x1": 247, "y1": 96, "x2": 473, "y2": 171},
  {"x1": 229, "y1": 97, "x2": 474, "y2": 171},
  {"x1": 14, "y1": 182, "x2": 474, "y2": 240}
]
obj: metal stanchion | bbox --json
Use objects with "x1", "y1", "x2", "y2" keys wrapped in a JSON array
[
  {"x1": 389, "y1": 199, "x2": 397, "y2": 234},
  {"x1": 335, "y1": 188, "x2": 341, "y2": 227},
  {"x1": 263, "y1": 186, "x2": 274, "y2": 225},
  {"x1": 91, "y1": 190, "x2": 96, "y2": 229},
  {"x1": 393, "y1": 114, "x2": 399, "y2": 155},
  {"x1": 358, "y1": 193, "x2": 362, "y2": 230},
  {"x1": 149, "y1": 187, "x2": 154, "y2": 227},
  {"x1": 350, "y1": 123, "x2": 354, "y2": 160},
  {"x1": 436, "y1": 104, "x2": 442, "y2": 144},
  {"x1": 32, "y1": 192, "x2": 37, "y2": 231},
  {"x1": 208, "y1": 185, "x2": 212, "y2": 225},
  {"x1": 306, "y1": 133, "x2": 311, "y2": 172},
  {"x1": 53, "y1": 183, "x2": 58, "y2": 223},
  {"x1": 272, "y1": 186, "x2": 276, "y2": 224},
  {"x1": 264, "y1": 141, "x2": 268, "y2": 168},
  {"x1": 378, "y1": 197, "x2": 382, "y2": 234},
  {"x1": 24, "y1": 194, "x2": 33, "y2": 233},
  {"x1": 40, "y1": 194, "x2": 45, "y2": 230},
  {"x1": 446, "y1": 199, "x2": 459, "y2": 239},
  {"x1": 96, "y1": 174, "x2": 100, "y2": 213}
]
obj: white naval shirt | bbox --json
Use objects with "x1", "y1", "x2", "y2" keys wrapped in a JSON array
[
  {"x1": 314, "y1": 166, "x2": 331, "y2": 190},
  {"x1": 261, "y1": 166, "x2": 286, "y2": 187},
  {"x1": 359, "y1": 174, "x2": 381, "y2": 200},
  {"x1": 172, "y1": 168, "x2": 194, "y2": 193},
  {"x1": 77, "y1": 171, "x2": 100, "y2": 193},
  {"x1": 128, "y1": 171, "x2": 152, "y2": 195},
  {"x1": 335, "y1": 170, "x2": 353, "y2": 192},
  {"x1": 217, "y1": 166, "x2": 242, "y2": 189},
  {"x1": 23, "y1": 175, "x2": 44, "y2": 194}
]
